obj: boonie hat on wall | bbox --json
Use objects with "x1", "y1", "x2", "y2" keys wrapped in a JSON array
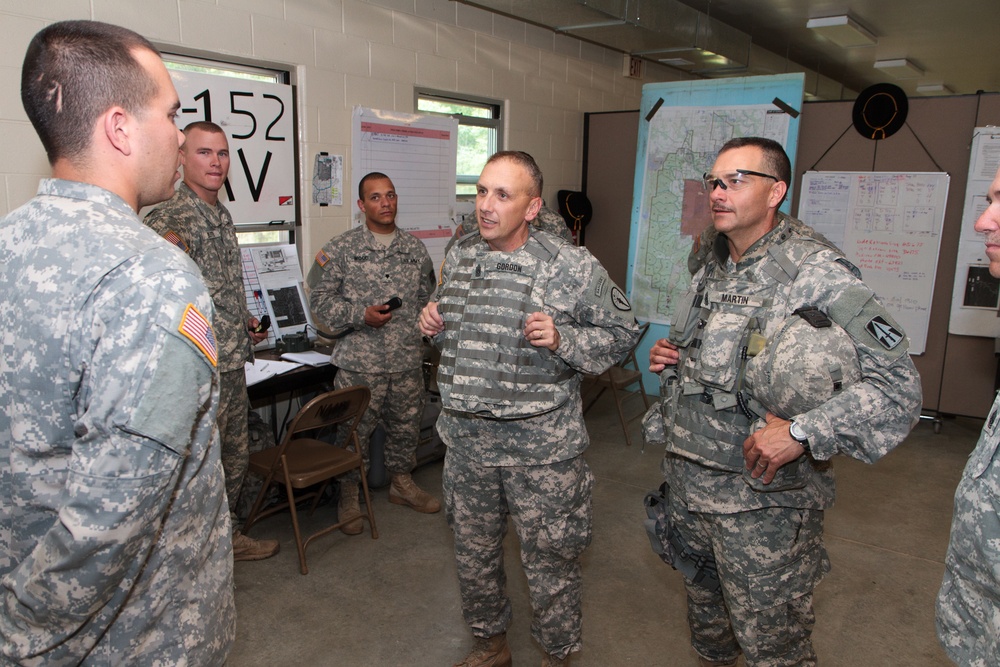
[
  {"x1": 557, "y1": 190, "x2": 593, "y2": 232},
  {"x1": 852, "y1": 83, "x2": 909, "y2": 140}
]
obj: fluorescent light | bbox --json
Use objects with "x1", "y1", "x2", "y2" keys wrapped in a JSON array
[
  {"x1": 658, "y1": 57, "x2": 694, "y2": 67},
  {"x1": 916, "y1": 83, "x2": 953, "y2": 95},
  {"x1": 874, "y1": 58, "x2": 924, "y2": 79},
  {"x1": 806, "y1": 15, "x2": 876, "y2": 48}
]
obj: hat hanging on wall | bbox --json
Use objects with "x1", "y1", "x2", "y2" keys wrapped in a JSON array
[
  {"x1": 852, "y1": 83, "x2": 909, "y2": 140},
  {"x1": 557, "y1": 190, "x2": 593, "y2": 233}
]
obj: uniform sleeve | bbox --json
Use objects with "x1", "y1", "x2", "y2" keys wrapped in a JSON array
[
  {"x1": 308, "y1": 240, "x2": 366, "y2": 335},
  {"x1": 789, "y1": 258, "x2": 922, "y2": 463},
  {"x1": 546, "y1": 246, "x2": 640, "y2": 375},
  {"x1": 0, "y1": 265, "x2": 219, "y2": 663},
  {"x1": 418, "y1": 245, "x2": 435, "y2": 309}
]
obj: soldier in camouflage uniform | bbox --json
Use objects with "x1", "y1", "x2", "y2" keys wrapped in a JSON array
[
  {"x1": 0, "y1": 20, "x2": 234, "y2": 663},
  {"x1": 145, "y1": 121, "x2": 277, "y2": 562},
  {"x1": 308, "y1": 172, "x2": 439, "y2": 533},
  {"x1": 645, "y1": 137, "x2": 921, "y2": 666},
  {"x1": 419, "y1": 151, "x2": 639, "y2": 667},
  {"x1": 936, "y1": 164, "x2": 1000, "y2": 667}
]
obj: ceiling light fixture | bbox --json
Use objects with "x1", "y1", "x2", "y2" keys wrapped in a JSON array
[
  {"x1": 874, "y1": 58, "x2": 924, "y2": 79},
  {"x1": 916, "y1": 83, "x2": 954, "y2": 95},
  {"x1": 806, "y1": 15, "x2": 876, "y2": 48}
]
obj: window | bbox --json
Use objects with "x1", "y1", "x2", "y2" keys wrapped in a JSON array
[
  {"x1": 163, "y1": 54, "x2": 294, "y2": 246},
  {"x1": 416, "y1": 89, "x2": 503, "y2": 197}
]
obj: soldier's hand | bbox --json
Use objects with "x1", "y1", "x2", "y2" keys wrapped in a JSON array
[
  {"x1": 364, "y1": 303, "x2": 392, "y2": 328},
  {"x1": 419, "y1": 302, "x2": 444, "y2": 337},
  {"x1": 524, "y1": 312, "x2": 559, "y2": 351},
  {"x1": 248, "y1": 318, "x2": 268, "y2": 344},
  {"x1": 649, "y1": 338, "x2": 680, "y2": 372},
  {"x1": 743, "y1": 412, "x2": 806, "y2": 485}
]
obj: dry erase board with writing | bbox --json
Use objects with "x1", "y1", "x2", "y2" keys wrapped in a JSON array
[
  {"x1": 798, "y1": 171, "x2": 949, "y2": 355},
  {"x1": 168, "y1": 68, "x2": 296, "y2": 225}
]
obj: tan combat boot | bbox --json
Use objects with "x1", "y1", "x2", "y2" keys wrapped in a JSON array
[
  {"x1": 232, "y1": 530, "x2": 280, "y2": 561},
  {"x1": 542, "y1": 652, "x2": 570, "y2": 666},
  {"x1": 388, "y1": 473, "x2": 441, "y2": 513},
  {"x1": 453, "y1": 633, "x2": 512, "y2": 667},
  {"x1": 337, "y1": 482, "x2": 363, "y2": 535}
]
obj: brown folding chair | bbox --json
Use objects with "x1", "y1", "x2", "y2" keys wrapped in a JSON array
[
  {"x1": 583, "y1": 322, "x2": 651, "y2": 446},
  {"x1": 242, "y1": 385, "x2": 378, "y2": 574}
]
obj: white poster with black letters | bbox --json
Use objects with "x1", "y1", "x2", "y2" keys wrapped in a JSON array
[{"x1": 168, "y1": 69, "x2": 296, "y2": 225}]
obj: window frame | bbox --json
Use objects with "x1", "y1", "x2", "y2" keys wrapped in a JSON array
[{"x1": 415, "y1": 88, "x2": 504, "y2": 198}]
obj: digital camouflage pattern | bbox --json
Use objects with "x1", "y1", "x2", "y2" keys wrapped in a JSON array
[
  {"x1": 0, "y1": 180, "x2": 234, "y2": 665},
  {"x1": 145, "y1": 182, "x2": 254, "y2": 373},
  {"x1": 447, "y1": 205, "x2": 574, "y2": 257},
  {"x1": 431, "y1": 228, "x2": 637, "y2": 658},
  {"x1": 434, "y1": 229, "x2": 639, "y2": 466},
  {"x1": 146, "y1": 182, "x2": 256, "y2": 525},
  {"x1": 333, "y1": 367, "x2": 424, "y2": 479},
  {"x1": 655, "y1": 216, "x2": 922, "y2": 514},
  {"x1": 648, "y1": 214, "x2": 921, "y2": 666},
  {"x1": 936, "y1": 391, "x2": 1000, "y2": 666},
  {"x1": 443, "y1": 449, "x2": 593, "y2": 660},
  {"x1": 308, "y1": 225, "x2": 435, "y2": 476},
  {"x1": 744, "y1": 313, "x2": 863, "y2": 421}
]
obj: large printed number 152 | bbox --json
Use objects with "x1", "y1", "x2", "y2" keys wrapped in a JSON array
[{"x1": 187, "y1": 89, "x2": 286, "y2": 202}]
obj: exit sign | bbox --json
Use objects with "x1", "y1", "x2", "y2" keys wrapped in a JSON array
[{"x1": 623, "y1": 54, "x2": 644, "y2": 79}]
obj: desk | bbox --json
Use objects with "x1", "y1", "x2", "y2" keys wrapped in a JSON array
[{"x1": 248, "y1": 348, "x2": 336, "y2": 440}]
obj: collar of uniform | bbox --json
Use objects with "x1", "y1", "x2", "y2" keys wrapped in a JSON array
[
  {"x1": 715, "y1": 212, "x2": 794, "y2": 269},
  {"x1": 41, "y1": 178, "x2": 138, "y2": 221},
  {"x1": 176, "y1": 181, "x2": 229, "y2": 228}
]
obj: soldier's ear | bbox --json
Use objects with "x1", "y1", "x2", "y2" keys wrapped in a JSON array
[{"x1": 525, "y1": 196, "x2": 542, "y2": 221}]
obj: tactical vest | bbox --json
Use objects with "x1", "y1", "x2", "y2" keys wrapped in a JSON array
[
  {"x1": 661, "y1": 236, "x2": 824, "y2": 472},
  {"x1": 436, "y1": 232, "x2": 575, "y2": 418}
]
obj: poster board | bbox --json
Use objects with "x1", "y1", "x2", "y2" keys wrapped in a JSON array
[
  {"x1": 241, "y1": 244, "x2": 314, "y2": 350},
  {"x1": 949, "y1": 128, "x2": 1000, "y2": 337},
  {"x1": 168, "y1": 69, "x2": 296, "y2": 225},
  {"x1": 351, "y1": 107, "x2": 459, "y2": 269},
  {"x1": 798, "y1": 172, "x2": 949, "y2": 355},
  {"x1": 626, "y1": 74, "x2": 804, "y2": 393}
]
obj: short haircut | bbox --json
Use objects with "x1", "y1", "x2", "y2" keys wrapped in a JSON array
[
  {"x1": 358, "y1": 171, "x2": 392, "y2": 200},
  {"x1": 183, "y1": 120, "x2": 226, "y2": 138},
  {"x1": 21, "y1": 20, "x2": 161, "y2": 165},
  {"x1": 717, "y1": 136, "x2": 792, "y2": 188},
  {"x1": 485, "y1": 151, "x2": 543, "y2": 197}
]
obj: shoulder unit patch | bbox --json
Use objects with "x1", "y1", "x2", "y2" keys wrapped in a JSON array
[
  {"x1": 865, "y1": 315, "x2": 903, "y2": 350},
  {"x1": 179, "y1": 304, "x2": 218, "y2": 366}
]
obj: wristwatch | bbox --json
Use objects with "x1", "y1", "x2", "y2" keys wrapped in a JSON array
[{"x1": 789, "y1": 420, "x2": 810, "y2": 451}]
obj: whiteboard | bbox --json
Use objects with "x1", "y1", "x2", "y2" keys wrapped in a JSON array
[
  {"x1": 168, "y1": 69, "x2": 296, "y2": 225},
  {"x1": 949, "y1": 128, "x2": 1000, "y2": 337},
  {"x1": 351, "y1": 106, "x2": 459, "y2": 269},
  {"x1": 798, "y1": 172, "x2": 949, "y2": 355}
]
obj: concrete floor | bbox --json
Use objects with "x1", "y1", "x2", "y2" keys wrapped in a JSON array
[{"x1": 229, "y1": 395, "x2": 971, "y2": 666}]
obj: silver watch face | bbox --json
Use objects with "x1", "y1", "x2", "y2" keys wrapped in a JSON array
[{"x1": 790, "y1": 421, "x2": 807, "y2": 442}]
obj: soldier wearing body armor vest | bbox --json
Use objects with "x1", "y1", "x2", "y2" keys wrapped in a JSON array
[
  {"x1": 419, "y1": 151, "x2": 639, "y2": 667},
  {"x1": 645, "y1": 137, "x2": 922, "y2": 667}
]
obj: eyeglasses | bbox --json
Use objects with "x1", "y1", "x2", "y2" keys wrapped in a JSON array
[{"x1": 702, "y1": 169, "x2": 779, "y2": 192}]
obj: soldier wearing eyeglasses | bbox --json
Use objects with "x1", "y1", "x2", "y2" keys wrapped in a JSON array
[{"x1": 644, "y1": 137, "x2": 922, "y2": 667}]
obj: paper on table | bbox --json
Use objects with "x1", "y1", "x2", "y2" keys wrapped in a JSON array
[
  {"x1": 245, "y1": 358, "x2": 304, "y2": 386},
  {"x1": 280, "y1": 350, "x2": 332, "y2": 367}
]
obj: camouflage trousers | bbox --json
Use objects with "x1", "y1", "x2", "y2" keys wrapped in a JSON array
[
  {"x1": 667, "y1": 492, "x2": 830, "y2": 667},
  {"x1": 218, "y1": 368, "x2": 250, "y2": 528},
  {"x1": 334, "y1": 367, "x2": 424, "y2": 482},
  {"x1": 443, "y1": 448, "x2": 593, "y2": 659}
]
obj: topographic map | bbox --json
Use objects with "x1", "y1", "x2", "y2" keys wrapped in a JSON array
[{"x1": 630, "y1": 105, "x2": 790, "y2": 326}]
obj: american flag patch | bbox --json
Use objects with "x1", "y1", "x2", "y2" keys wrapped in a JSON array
[
  {"x1": 179, "y1": 304, "x2": 217, "y2": 367},
  {"x1": 315, "y1": 249, "x2": 331, "y2": 267},
  {"x1": 163, "y1": 230, "x2": 189, "y2": 253}
]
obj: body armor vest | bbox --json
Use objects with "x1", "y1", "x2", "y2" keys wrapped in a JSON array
[
  {"x1": 436, "y1": 232, "x2": 576, "y2": 418},
  {"x1": 661, "y1": 239, "x2": 811, "y2": 472}
]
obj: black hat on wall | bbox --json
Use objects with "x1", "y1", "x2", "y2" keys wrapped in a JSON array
[
  {"x1": 852, "y1": 83, "x2": 909, "y2": 140},
  {"x1": 557, "y1": 190, "x2": 593, "y2": 231}
]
